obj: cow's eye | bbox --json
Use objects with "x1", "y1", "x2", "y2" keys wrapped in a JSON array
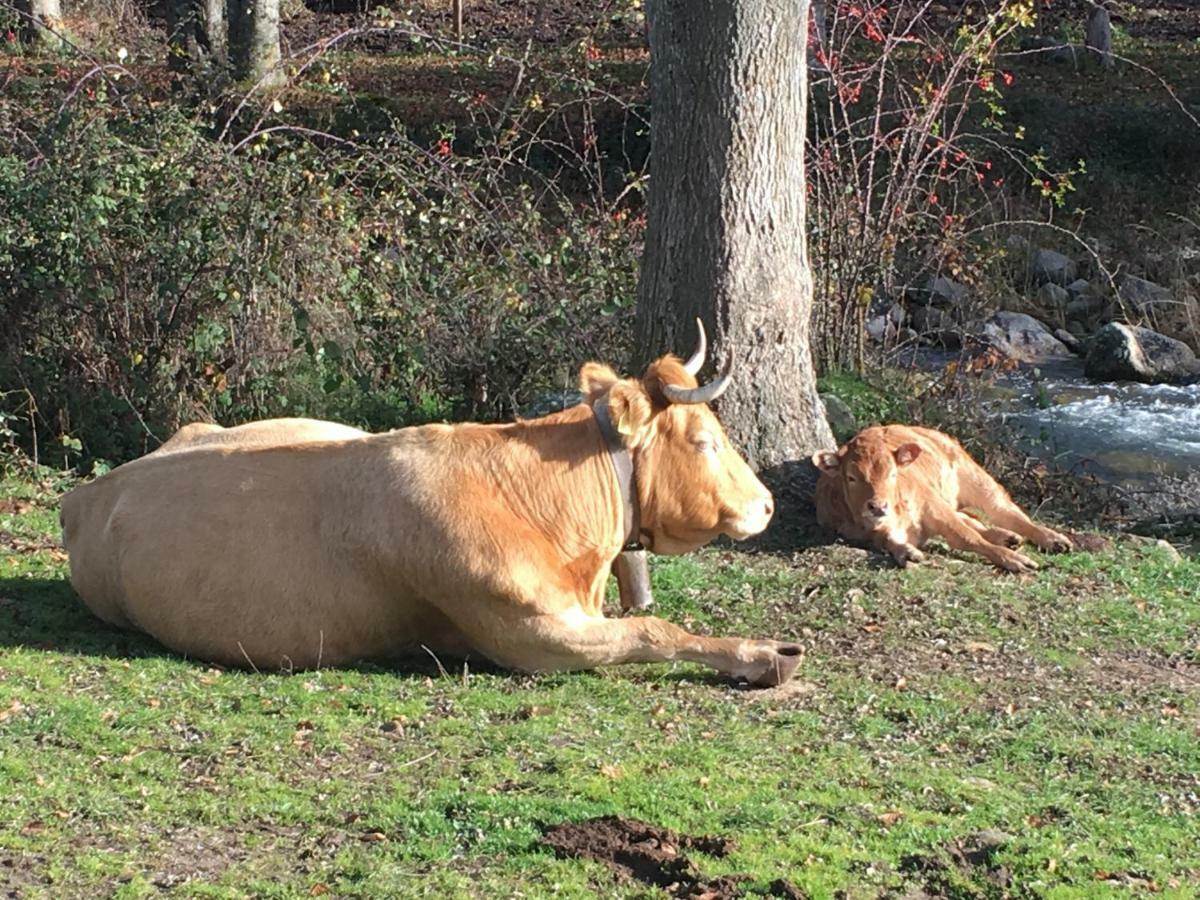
[
  {"x1": 846, "y1": 475, "x2": 858, "y2": 483},
  {"x1": 694, "y1": 433, "x2": 716, "y2": 453}
]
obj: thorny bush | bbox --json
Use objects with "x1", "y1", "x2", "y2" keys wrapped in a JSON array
[{"x1": 807, "y1": 0, "x2": 1082, "y2": 372}]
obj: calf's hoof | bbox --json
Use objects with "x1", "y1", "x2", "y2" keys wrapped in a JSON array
[
  {"x1": 893, "y1": 546, "x2": 926, "y2": 567},
  {"x1": 1036, "y1": 530, "x2": 1073, "y2": 553},
  {"x1": 989, "y1": 528, "x2": 1023, "y2": 549},
  {"x1": 745, "y1": 642, "x2": 804, "y2": 688},
  {"x1": 996, "y1": 549, "x2": 1038, "y2": 574}
]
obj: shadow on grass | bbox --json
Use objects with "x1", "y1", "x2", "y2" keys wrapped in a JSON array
[
  {"x1": 0, "y1": 575, "x2": 509, "y2": 681},
  {"x1": 745, "y1": 458, "x2": 834, "y2": 555},
  {"x1": 0, "y1": 575, "x2": 171, "y2": 662}
]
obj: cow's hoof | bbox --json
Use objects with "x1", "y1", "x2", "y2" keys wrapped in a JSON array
[
  {"x1": 747, "y1": 643, "x2": 804, "y2": 688},
  {"x1": 1037, "y1": 530, "x2": 1073, "y2": 553}
]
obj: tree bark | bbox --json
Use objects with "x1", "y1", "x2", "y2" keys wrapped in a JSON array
[
  {"x1": 22, "y1": 0, "x2": 65, "y2": 50},
  {"x1": 167, "y1": 0, "x2": 227, "y2": 75},
  {"x1": 228, "y1": 0, "x2": 283, "y2": 87},
  {"x1": 635, "y1": 0, "x2": 834, "y2": 474}
]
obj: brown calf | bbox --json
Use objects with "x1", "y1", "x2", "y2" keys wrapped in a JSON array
[{"x1": 813, "y1": 425, "x2": 1072, "y2": 573}]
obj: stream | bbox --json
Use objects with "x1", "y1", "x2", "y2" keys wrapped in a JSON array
[{"x1": 894, "y1": 351, "x2": 1200, "y2": 522}]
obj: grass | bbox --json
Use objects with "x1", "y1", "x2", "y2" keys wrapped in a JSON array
[{"x1": 2, "y1": 469, "x2": 1198, "y2": 898}]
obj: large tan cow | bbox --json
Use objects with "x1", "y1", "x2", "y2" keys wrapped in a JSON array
[
  {"x1": 813, "y1": 425, "x2": 1073, "y2": 573},
  {"x1": 61, "y1": 330, "x2": 802, "y2": 685},
  {"x1": 150, "y1": 418, "x2": 369, "y2": 455},
  {"x1": 151, "y1": 416, "x2": 657, "y2": 612}
]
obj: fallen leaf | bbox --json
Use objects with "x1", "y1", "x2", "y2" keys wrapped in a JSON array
[
  {"x1": 1161, "y1": 704, "x2": 1180, "y2": 718},
  {"x1": 862, "y1": 622, "x2": 883, "y2": 633},
  {"x1": 360, "y1": 831, "x2": 387, "y2": 843},
  {"x1": 963, "y1": 640, "x2": 997, "y2": 654},
  {"x1": 599, "y1": 764, "x2": 623, "y2": 779},
  {"x1": 877, "y1": 810, "x2": 904, "y2": 827},
  {"x1": 894, "y1": 676, "x2": 908, "y2": 690},
  {"x1": 0, "y1": 699, "x2": 25, "y2": 722},
  {"x1": 309, "y1": 885, "x2": 331, "y2": 896}
]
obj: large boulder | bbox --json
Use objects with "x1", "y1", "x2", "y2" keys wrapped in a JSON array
[
  {"x1": 909, "y1": 274, "x2": 969, "y2": 308},
  {"x1": 866, "y1": 302, "x2": 905, "y2": 344},
  {"x1": 1118, "y1": 274, "x2": 1172, "y2": 312},
  {"x1": 1037, "y1": 282, "x2": 1071, "y2": 310},
  {"x1": 820, "y1": 394, "x2": 859, "y2": 444},
  {"x1": 976, "y1": 311, "x2": 1072, "y2": 363},
  {"x1": 1029, "y1": 249, "x2": 1077, "y2": 287},
  {"x1": 1084, "y1": 322, "x2": 1200, "y2": 385},
  {"x1": 522, "y1": 390, "x2": 584, "y2": 417}
]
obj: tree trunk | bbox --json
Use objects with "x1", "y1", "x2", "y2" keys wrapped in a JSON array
[
  {"x1": 1085, "y1": 4, "x2": 1114, "y2": 70},
  {"x1": 22, "y1": 0, "x2": 64, "y2": 50},
  {"x1": 167, "y1": 0, "x2": 227, "y2": 75},
  {"x1": 635, "y1": 0, "x2": 834, "y2": 476},
  {"x1": 228, "y1": 0, "x2": 282, "y2": 87}
]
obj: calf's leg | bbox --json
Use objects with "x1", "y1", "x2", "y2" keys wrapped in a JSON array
[
  {"x1": 926, "y1": 502, "x2": 1040, "y2": 573},
  {"x1": 958, "y1": 510, "x2": 1023, "y2": 549},
  {"x1": 956, "y1": 465, "x2": 1072, "y2": 553}
]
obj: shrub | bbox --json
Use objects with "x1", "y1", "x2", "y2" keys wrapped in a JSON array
[{"x1": 0, "y1": 68, "x2": 640, "y2": 464}]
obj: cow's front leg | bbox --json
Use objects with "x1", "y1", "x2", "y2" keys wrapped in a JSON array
[{"x1": 451, "y1": 607, "x2": 803, "y2": 687}]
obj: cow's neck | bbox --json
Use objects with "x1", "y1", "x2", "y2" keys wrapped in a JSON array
[{"x1": 478, "y1": 405, "x2": 627, "y2": 568}]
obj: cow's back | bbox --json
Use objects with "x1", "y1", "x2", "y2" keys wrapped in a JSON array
[
  {"x1": 880, "y1": 425, "x2": 970, "y2": 505},
  {"x1": 152, "y1": 418, "x2": 368, "y2": 455}
]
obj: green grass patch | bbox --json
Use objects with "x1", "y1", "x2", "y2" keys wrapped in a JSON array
[{"x1": 2, "y1": 473, "x2": 1198, "y2": 897}]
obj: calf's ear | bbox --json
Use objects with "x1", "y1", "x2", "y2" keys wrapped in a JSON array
[
  {"x1": 811, "y1": 450, "x2": 840, "y2": 472},
  {"x1": 894, "y1": 443, "x2": 922, "y2": 466},
  {"x1": 579, "y1": 362, "x2": 620, "y2": 403},
  {"x1": 607, "y1": 381, "x2": 654, "y2": 444}
]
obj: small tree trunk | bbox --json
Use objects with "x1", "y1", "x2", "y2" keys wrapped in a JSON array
[
  {"x1": 22, "y1": 0, "x2": 65, "y2": 50},
  {"x1": 168, "y1": 0, "x2": 227, "y2": 75},
  {"x1": 636, "y1": 0, "x2": 834, "y2": 475},
  {"x1": 453, "y1": 0, "x2": 464, "y2": 40},
  {"x1": 228, "y1": 0, "x2": 282, "y2": 87},
  {"x1": 1085, "y1": 4, "x2": 1114, "y2": 70},
  {"x1": 808, "y1": 0, "x2": 828, "y2": 70}
]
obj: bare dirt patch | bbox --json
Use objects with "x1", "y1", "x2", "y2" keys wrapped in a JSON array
[
  {"x1": 901, "y1": 829, "x2": 1014, "y2": 896},
  {"x1": 539, "y1": 816, "x2": 746, "y2": 898}
]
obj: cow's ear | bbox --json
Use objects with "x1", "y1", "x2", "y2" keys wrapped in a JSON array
[
  {"x1": 812, "y1": 450, "x2": 840, "y2": 472},
  {"x1": 579, "y1": 362, "x2": 620, "y2": 404},
  {"x1": 894, "y1": 443, "x2": 922, "y2": 466},
  {"x1": 606, "y1": 381, "x2": 654, "y2": 443}
]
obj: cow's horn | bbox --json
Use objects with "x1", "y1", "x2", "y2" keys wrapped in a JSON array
[
  {"x1": 662, "y1": 367, "x2": 732, "y2": 405},
  {"x1": 682, "y1": 318, "x2": 707, "y2": 376}
]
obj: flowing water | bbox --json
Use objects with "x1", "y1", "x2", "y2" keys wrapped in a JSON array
[
  {"x1": 994, "y1": 361, "x2": 1200, "y2": 480},
  {"x1": 893, "y1": 351, "x2": 1200, "y2": 520}
]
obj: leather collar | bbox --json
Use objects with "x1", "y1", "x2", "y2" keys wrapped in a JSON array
[{"x1": 591, "y1": 397, "x2": 644, "y2": 551}]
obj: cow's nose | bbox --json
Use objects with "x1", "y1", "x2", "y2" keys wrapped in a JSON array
[
  {"x1": 866, "y1": 499, "x2": 888, "y2": 517},
  {"x1": 763, "y1": 496, "x2": 775, "y2": 518}
]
